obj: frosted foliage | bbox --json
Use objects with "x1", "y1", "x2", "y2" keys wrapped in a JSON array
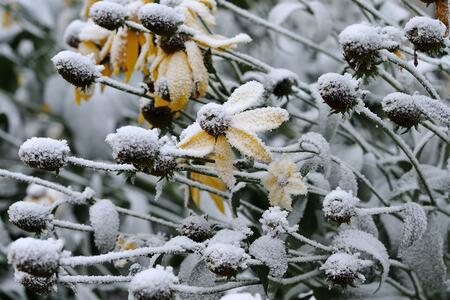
[
  {"x1": 197, "y1": 103, "x2": 231, "y2": 136},
  {"x1": 259, "y1": 206, "x2": 292, "y2": 237},
  {"x1": 89, "y1": 1, "x2": 126, "y2": 30},
  {"x1": 203, "y1": 243, "x2": 249, "y2": 275},
  {"x1": 298, "y1": 132, "x2": 331, "y2": 174},
  {"x1": 26, "y1": 184, "x2": 47, "y2": 197},
  {"x1": 8, "y1": 201, "x2": 51, "y2": 232},
  {"x1": 18, "y1": 137, "x2": 70, "y2": 171},
  {"x1": 249, "y1": 235, "x2": 288, "y2": 277},
  {"x1": 398, "y1": 203, "x2": 427, "y2": 257},
  {"x1": 323, "y1": 188, "x2": 359, "y2": 223},
  {"x1": 89, "y1": 200, "x2": 120, "y2": 253},
  {"x1": 338, "y1": 23, "x2": 398, "y2": 54},
  {"x1": 320, "y1": 253, "x2": 368, "y2": 285},
  {"x1": 129, "y1": 265, "x2": 178, "y2": 300},
  {"x1": 338, "y1": 165, "x2": 358, "y2": 195},
  {"x1": 414, "y1": 95, "x2": 450, "y2": 126},
  {"x1": 164, "y1": 236, "x2": 201, "y2": 251},
  {"x1": 221, "y1": 293, "x2": 262, "y2": 300},
  {"x1": 348, "y1": 215, "x2": 379, "y2": 238}
]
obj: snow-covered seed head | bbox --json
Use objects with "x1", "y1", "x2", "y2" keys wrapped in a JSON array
[
  {"x1": 63, "y1": 20, "x2": 86, "y2": 48},
  {"x1": 197, "y1": 103, "x2": 231, "y2": 137},
  {"x1": 249, "y1": 235, "x2": 288, "y2": 277},
  {"x1": 177, "y1": 215, "x2": 212, "y2": 242},
  {"x1": 323, "y1": 188, "x2": 359, "y2": 224},
  {"x1": 138, "y1": 3, "x2": 184, "y2": 36},
  {"x1": 317, "y1": 73, "x2": 359, "y2": 113},
  {"x1": 382, "y1": 92, "x2": 422, "y2": 128},
  {"x1": 8, "y1": 201, "x2": 51, "y2": 232},
  {"x1": 158, "y1": 32, "x2": 190, "y2": 54},
  {"x1": 405, "y1": 16, "x2": 446, "y2": 53},
  {"x1": 89, "y1": 199, "x2": 120, "y2": 253},
  {"x1": 18, "y1": 137, "x2": 70, "y2": 172},
  {"x1": 8, "y1": 238, "x2": 63, "y2": 277},
  {"x1": 264, "y1": 68, "x2": 298, "y2": 97},
  {"x1": 15, "y1": 271, "x2": 55, "y2": 294},
  {"x1": 150, "y1": 152, "x2": 177, "y2": 177},
  {"x1": 320, "y1": 252, "x2": 366, "y2": 285},
  {"x1": 105, "y1": 126, "x2": 160, "y2": 169},
  {"x1": 89, "y1": 1, "x2": 126, "y2": 31},
  {"x1": 203, "y1": 243, "x2": 249, "y2": 276},
  {"x1": 129, "y1": 265, "x2": 178, "y2": 300},
  {"x1": 259, "y1": 206, "x2": 291, "y2": 237},
  {"x1": 155, "y1": 78, "x2": 171, "y2": 102},
  {"x1": 51, "y1": 51, "x2": 102, "y2": 89},
  {"x1": 140, "y1": 98, "x2": 173, "y2": 128}
]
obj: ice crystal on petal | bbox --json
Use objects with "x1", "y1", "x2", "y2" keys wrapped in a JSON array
[
  {"x1": 89, "y1": 199, "x2": 120, "y2": 253},
  {"x1": 129, "y1": 265, "x2": 178, "y2": 300},
  {"x1": 249, "y1": 235, "x2": 288, "y2": 277},
  {"x1": 18, "y1": 137, "x2": 70, "y2": 172}
]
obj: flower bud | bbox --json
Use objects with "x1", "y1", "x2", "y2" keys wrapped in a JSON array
[
  {"x1": 8, "y1": 201, "x2": 51, "y2": 232},
  {"x1": 317, "y1": 73, "x2": 359, "y2": 113},
  {"x1": 15, "y1": 271, "x2": 55, "y2": 294},
  {"x1": 323, "y1": 188, "x2": 359, "y2": 224},
  {"x1": 405, "y1": 16, "x2": 446, "y2": 53},
  {"x1": 178, "y1": 215, "x2": 212, "y2": 242},
  {"x1": 203, "y1": 243, "x2": 249, "y2": 276},
  {"x1": 129, "y1": 265, "x2": 178, "y2": 300},
  {"x1": 321, "y1": 252, "x2": 367, "y2": 285},
  {"x1": 138, "y1": 3, "x2": 184, "y2": 36},
  {"x1": 90, "y1": 1, "x2": 126, "y2": 31},
  {"x1": 18, "y1": 137, "x2": 70, "y2": 172},
  {"x1": 382, "y1": 92, "x2": 421, "y2": 128}
]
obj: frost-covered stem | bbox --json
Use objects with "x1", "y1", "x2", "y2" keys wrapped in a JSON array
[
  {"x1": 172, "y1": 280, "x2": 260, "y2": 294},
  {"x1": 421, "y1": 121, "x2": 450, "y2": 144},
  {"x1": 216, "y1": 0, "x2": 342, "y2": 62},
  {"x1": 67, "y1": 156, "x2": 136, "y2": 172},
  {"x1": 178, "y1": 164, "x2": 262, "y2": 183},
  {"x1": 52, "y1": 219, "x2": 94, "y2": 232},
  {"x1": 97, "y1": 76, "x2": 152, "y2": 99},
  {"x1": 270, "y1": 269, "x2": 321, "y2": 285},
  {"x1": 288, "y1": 255, "x2": 328, "y2": 263},
  {"x1": 378, "y1": 68, "x2": 404, "y2": 92},
  {"x1": 390, "y1": 259, "x2": 426, "y2": 300},
  {"x1": 380, "y1": 50, "x2": 441, "y2": 100},
  {"x1": 59, "y1": 275, "x2": 132, "y2": 284},
  {"x1": 401, "y1": 47, "x2": 450, "y2": 74},
  {"x1": 115, "y1": 206, "x2": 179, "y2": 229},
  {"x1": 173, "y1": 174, "x2": 229, "y2": 198},
  {"x1": 287, "y1": 230, "x2": 334, "y2": 252},
  {"x1": 209, "y1": 80, "x2": 228, "y2": 102},
  {"x1": 60, "y1": 245, "x2": 186, "y2": 267},
  {"x1": 0, "y1": 128, "x2": 21, "y2": 147},
  {"x1": 399, "y1": 0, "x2": 427, "y2": 16},
  {"x1": 356, "y1": 205, "x2": 404, "y2": 216},
  {"x1": 125, "y1": 20, "x2": 150, "y2": 34},
  {"x1": 385, "y1": 278, "x2": 416, "y2": 298},
  {"x1": 360, "y1": 107, "x2": 437, "y2": 206},
  {"x1": 351, "y1": 0, "x2": 395, "y2": 26}
]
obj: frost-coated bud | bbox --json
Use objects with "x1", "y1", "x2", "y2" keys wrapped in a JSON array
[
  {"x1": 382, "y1": 92, "x2": 421, "y2": 128},
  {"x1": 197, "y1": 103, "x2": 231, "y2": 137},
  {"x1": 51, "y1": 50, "x2": 102, "y2": 89},
  {"x1": 18, "y1": 137, "x2": 70, "y2": 172},
  {"x1": 323, "y1": 188, "x2": 359, "y2": 224},
  {"x1": 129, "y1": 265, "x2": 178, "y2": 300},
  {"x1": 8, "y1": 238, "x2": 63, "y2": 277},
  {"x1": 89, "y1": 199, "x2": 120, "y2": 253},
  {"x1": 264, "y1": 68, "x2": 298, "y2": 97},
  {"x1": 140, "y1": 98, "x2": 173, "y2": 128},
  {"x1": 138, "y1": 3, "x2": 184, "y2": 36},
  {"x1": 15, "y1": 271, "x2": 55, "y2": 294},
  {"x1": 320, "y1": 252, "x2": 367, "y2": 285},
  {"x1": 105, "y1": 126, "x2": 160, "y2": 169},
  {"x1": 159, "y1": 32, "x2": 190, "y2": 54},
  {"x1": 259, "y1": 206, "x2": 291, "y2": 237},
  {"x1": 8, "y1": 201, "x2": 51, "y2": 232},
  {"x1": 405, "y1": 16, "x2": 446, "y2": 53},
  {"x1": 178, "y1": 215, "x2": 212, "y2": 242},
  {"x1": 89, "y1": 1, "x2": 126, "y2": 30},
  {"x1": 203, "y1": 243, "x2": 249, "y2": 276},
  {"x1": 249, "y1": 235, "x2": 288, "y2": 277},
  {"x1": 317, "y1": 73, "x2": 359, "y2": 113},
  {"x1": 63, "y1": 20, "x2": 86, "y2": 48}
]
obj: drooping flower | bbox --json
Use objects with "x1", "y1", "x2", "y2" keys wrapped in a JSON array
[
  {"x1": 178, "y1": 81, "x2": 289, "y2": 187},
  {"x1": 262, "y1": 156, "x2": 307, "y2": 210}
]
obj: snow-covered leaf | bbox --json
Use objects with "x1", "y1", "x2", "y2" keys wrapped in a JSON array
[{"x1": 398, "y1": 203, "x2": 427, "y2": 257}]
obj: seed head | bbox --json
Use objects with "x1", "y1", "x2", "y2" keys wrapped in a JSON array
[
  {"x1": 321, "y1": 252, "x2": 367, "y2": 285},
  {"x1": 15, "y1": 271, "x2": 55, "y2": 294},
  {"x1": 159, "y1": 32, "x2": 190, "y2": 54},
  {"x1": 129, "y1": 265, "x2": 178, "y2": 300},
  {"x1": 8, "y1": 201, "x2": 51, "y2": 232},
  {"x1": 140, "y1": 98, "x2": 173, "y2": 128},
  {"x1": 178, "y1": 215, "x2": 212, "y2": 242},
  {"x1": 382, "y1": 92, "x2": 422, "y2": 128},
  {"x1": 63, "y1": 20, "x2": 86, "y2": 48},
  {"x1": 138, "y1": 3, "x2": 184, "y2": 36},
  {"x1": 89, "y1": 1, "x2": 126, "y2": 31},
  {"x1": 203, "y1": 243, "x2": 249, "y2": 276},
  {"x1": 18, "y1": 137, "x2": 70, "y2": 172},
  {"x1": 323, "y1": 188, "x2": 359, "y2": 224},
  {"x1": 317, "y1": 73, "x2": 359, "y2": 113},
  {"x1": 197, "y1": 103, "x2": 231, "y2": 137},
  {"x1": 405, "y1": 16, "x2": 446, "y2": 53}
]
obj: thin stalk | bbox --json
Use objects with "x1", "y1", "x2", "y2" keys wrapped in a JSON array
[
  {"x1": 270, "y1": 269, "x2": 321, "y2": 285},
  {"x1": 52, "y1": 219, "x2": 94, "y2": 232},
  {"x1": 97, "y1": 76, "x2": 151, "y2": 99}
]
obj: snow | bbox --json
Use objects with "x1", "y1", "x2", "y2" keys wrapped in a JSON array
[
  {"x1": 221, "y1": 293, "x2": 263, "y2": 300},
  {"x1": 322, "y1": 188, "x2": 359, "y2": 223},
  {"x1": 138, "y1": 3, "x2": 184, "y2": 36},
  {"x1": 320, "y1": 252, "x2": 368, "y2": 284},
  {"x1": 26, "y1": 184, "x2": 47, "y2": 198},
  {"x1": 89, "y1": 199, "x2": 120, "y2": 253},
  {"x1": 249, "y1": 235, "x2": 288, "y2": 277},
  {"x1": 259, "y1": 206, "x2": 294, "y2": 237},
  {"x1": 18, "y1": 137, "x2": 70, "y2": 171},
  {"x1": 413, "y1": 95, "x2": 450, "y2": 126},
  {"x1": 197, "y1": 103, "x2": 231, "y2": 136},
  {"x1": 178, "y1": 215, "x2": 212, "y2": 242},
  {"x1": 89, "y1": 1, "x2": 126, "y2": 30},
  {"x1": 63, "y1": 20, "x2": 86, "y2": 48},
  {"x1": 208, "y1": 229, "x2": 246, "y2": 246},
  {"x1": 203, "y1": 243, "x2": 249, "y2": 275},
  {"x1": 8, "y1": 201, "x2": 51, "y2": 232},
  {"x1": 129, "y1": 265, "x2": 178, "y2": 300},
  {"x1": 164, "y1": 236, "x2": 202, "y2": 251},
  {"x1": 8, "y1": 238, "x2": 64, "y2": 277},
  {"x1": 404, "y1": 16, "x2": 446, "y2": 47}
]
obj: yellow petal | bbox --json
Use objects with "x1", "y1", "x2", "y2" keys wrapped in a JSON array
[
  {"x1": 213, "y1": 135, "x2": 236, "y2": 188},
  {"x1": 190, "y1": 172, "x2": 226, "y2": 214},
  {"x1": 74, "y1": 88, "x2": 82, "y2": 105},
  {"x1": 190, "y1": 186, "x2": 201, "y2": 207},
  {"x1": 78, "y1": 41, "x2": 100, "y2": 62},
  {"x1": 2, "y1": 10, "x2": 11, "y2": 27},
  {"x1": 125, "y1": 30, "x2": 139, "y2": 82},
  {"x1": 270, "y1": 187, "x2": 292, "y2": 210},
  {"x1": 226, "y1": 127, "x2": 271, "y2": 162},
  {"x1": 138, "y1": 112, "x2": 145, "y2": 124},
  {"x1": 185, "y1": 41, "x2": 208, "y2": 98},
  {"x1": 286, "y1": 176, "x2": 307, "y2": 196},
  {"x1": 166, "y1": 51, "x2": 193, "y2": 111},
  {"x1": 231, "y1": 107, "x2": 289, "y2": 132},
  {"x1": 178, "y1": 124, "x2": 215, "y2": 155},
  {"x1": 81, "y1": 0, "x2": 97, "y2": 18},
  {"x1": 223, "y1": 81, "x2": 264, "y2": 114},
  {"x1": 135, "y1": 33, "x2": 152, "y2": 71}
]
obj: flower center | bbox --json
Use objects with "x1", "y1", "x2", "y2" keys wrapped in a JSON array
[{"x1": 197, "y1": 103, "x2": 231, "y2": 137}]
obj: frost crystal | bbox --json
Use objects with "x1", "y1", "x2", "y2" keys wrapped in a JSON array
[
  {"x1": 249, "y1": 235, "x2": 288, "y2": 277},
  {"x1": 89, "y1": 199, "x2": 120, "y2": 253},
  {"x1": 8, "y1": 238, "x2": 64, "y2": 277},
  {"x1": 63, "y1": 20, "x2": 86, "y2": 48},
  {"x1": 317, "y1": 73, "x2": 359, "y2": 113},
  {"x1": 51, "y1": 50, "x2": 103, "y2": 89},
  {"x1": 18, "y1": 137, "x2": 70, "y2": 172},
  {"x1": 138, "y1": 3, "x2": 184, "y2": 36},
  {"x1": 382, "y1": 92, "x2": 421, "y2": 128},
  {"x1": 320, "y1": 252, "x2": 369, "y2": 285},
  {"x1": 221, "y1": 293, "x2": 263, "y2": 300},
  {"x1": 8, "y1": 201, "x2": 51, "y2": 232},
  {"x1": 178, "y1": 215, "x2": 212, "y2": 242},
  {"x1": 203, "y1": 243, "x2": 249, "y2": 276},
  {"x1": 404, "y1": 16, "x2": 446, "y2": 52},
  {"x1": 323, "y1": 188, "x2": 359, "y2": 224},
  {"x1": 89, "y1": 1, "x2": 126, "y2": 30},
  {"x1": 259, "y1": 206, "x2": 295, "y2": 236},
  {"x1": 264, "y1": 68, "x2": 298, "y2": 97},
  {"x1": 197, "y1": 103, "x2": 231, "y2": 137},
  {"x1": 129, "y1": 265, "x2": 178, "y2": 300}
]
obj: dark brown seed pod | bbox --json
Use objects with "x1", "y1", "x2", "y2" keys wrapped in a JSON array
[
  {"x1": 138, "y1": 3, "x2": 183, "y2": 36},
  {"x1": 382, "y1": 92, "x2": 422, "y2": 128}
]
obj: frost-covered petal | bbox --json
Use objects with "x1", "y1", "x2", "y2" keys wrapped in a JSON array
[
  {"x1": 178, "y1": 123, "x2": 216, "y2": 156},
  {"x1": 185, "y1": 40, "x2": 208, "y2": 98},
  {"x1": 231, "y1": 107, "x2": 289, "y2": 132},
  {"x1": 223, "y1": 81, "x2": 264, "y2": 114},
  {"x1": 166, "y1": 51, "x2": 193, "y2": 111},
  {"x1": 226, "y1": 127, "x2": 271, "y2": 162},
  {"x1": 213, "y1": 135, "x2": 236, "y2": 188}
]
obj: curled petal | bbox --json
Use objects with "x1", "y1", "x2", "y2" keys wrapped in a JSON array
[
  {"x1": 185, "y1": 41, "x2": 208, "y2": 98},
  {"x1": 166, "y1": 51, "x2": 193, "y2": 111},
  {"x1": 192, "y1": 33, "x2": 252, "y2": 49},
  {"x1": 213, "y1": 135, "x2": 236, "y2": 188},
  {"x1": 223, "y1": 81, "x2": 264, "y2": 114},
  {"x1": 178, "y1": 124, "x2": 215, "y2": 156},
  {"x1": 231, "y1": 107, "x2": 289, "y2": 132},
  {"x1": 226, "y1": 127, "x2": 271, "y2": 162}
]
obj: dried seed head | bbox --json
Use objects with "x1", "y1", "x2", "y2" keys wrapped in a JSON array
[
  {"x1": 178, "y1": 215, "x2": 212, "y2": 242},
  {"x1": 138, "y1": 3, "x2": 184, "y2": 36},
  {"x1": 8, "y1": 201, "x2": 51, "y2": 232},
  {"x1": 158, "y1": 32, "x2": 190, "y2": 54},
  {"x1": 18, "y1": 137, "x2": 70, "y2": 172},
  {"x1": 150, "y1": 152, "x2": 177, "y2": 177},
  {"x1": 321, "y1": 252, "x2": 366, "y2": 285},
  {"x1": 89, "y1": 1, "x2": 126, "y2": 31},
  {"x1": 15, "y1": 271, "x2": 55, "y2": 295},
  {"x1": 323, "y1": 188, "x2": 359, "y2": 224},
  {"x1": 129, "y1": 265, "x2": 178, "y2": 300},
  {"x1": 264, "y1": 68, "x2": 298, "y2": 97},
  {"x1": 63, "y1": 20, "x2": 86, "y2": 48},
  {"x1": 382, "y1": 92, "x2": 422, "y2": 128},
  {"x1": 105, "y1": 126, "x2": 160, "y2": 169},
  {"x1": 405, "y1": 16, "x2": 446, "y2": 53},
  {"x1": 203, "y1": 243, "x2": 249, "y2": 276},
  {"x1": 317, "y1": 73, "x2": 359, "y2": 113},
  {"x1": 51, "y1": 51, "x2": 102, "y2": 89},
  {"x1": 8, "y1": 238, "x2": 63, "y2": 277},
  {"x1": 197, "y1": 103, "x2": 231, "y2": 137},
  {"x1": 140, "y1": 98, "x2": 173, "y2": 128}
]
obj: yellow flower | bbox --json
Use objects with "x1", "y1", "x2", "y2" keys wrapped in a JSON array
[
  {"x1": 190, "y1": 172, "x2": 226, "y2": 213},
  {"x1": 178, "y1": 81, "x2": 289, "y2": 188},
  {"x1": 262, "y1": 157, "x2": 307, "y2": 210}
]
